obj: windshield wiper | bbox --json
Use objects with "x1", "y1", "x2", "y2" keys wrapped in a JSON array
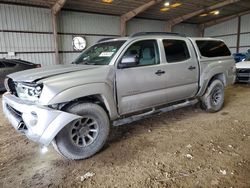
[
  {"x1": 85, "y1": 62, "x2": 97, "y2": 65},
  {"x1": 73, "y1": 61, "x2": 94, "y2": 65}
]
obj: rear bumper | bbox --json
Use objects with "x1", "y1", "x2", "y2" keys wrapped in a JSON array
[{"x1": 2, "y1": 92, "x2": 81, "y2": 146}]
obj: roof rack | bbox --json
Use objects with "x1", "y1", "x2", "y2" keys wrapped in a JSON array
[
  {"x1": 130, "y1": 32, "x2": 185, "y2": 38},
  {"x1": 97, "y1": 37, "x2": 117, "y2": 43}
]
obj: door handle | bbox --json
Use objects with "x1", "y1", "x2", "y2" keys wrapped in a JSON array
[
  {"x1": 188, "y1": 66, "x2": 196, "y2": 70},
  {"x1": 155, "y1": 70, "x2": 165, "y2": 76}
]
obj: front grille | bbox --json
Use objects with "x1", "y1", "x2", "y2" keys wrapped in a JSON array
[
  {"x1": 236, "y1": 69, "x2": 250, "y2": 83},
  {"x1": 5, "y1": 104, "x2": 27, "y2": 132},
  {"x1": 237, "y1": 69, "x2": 250, "y2": 74},
  {"x1": 6, "y1": 104, "x2": 22, "y2": 120},
  {"x1": 6, "y1": 78, "x2": 17, "y2": 95},
  {"x1": 17, "y1": 121, "x2": 27, "y2": 132}
]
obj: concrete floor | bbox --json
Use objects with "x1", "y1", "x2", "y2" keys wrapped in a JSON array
[{"x1": 0, "y1": 84, "x2": 250, "y2": 188}]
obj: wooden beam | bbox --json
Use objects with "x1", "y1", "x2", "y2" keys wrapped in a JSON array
[
  {"x1": 166, "y1": 24, "x2": 172, "y2": 32},
  {"x1": 120, "y1": 0, "x2": 162, "y2": 36},
  {"x1": 200, "y1": 10, "x2": 250, "y2": 28},
  {"x1": 52, "y1": 0, "x2": 67, "y2": 15},
  {"x1": 120, "y1": 17, "x2": 127, "y2": 37},
  {"x1": 51, "y1": 0, "x2": 66, "y2": 64},
  {"x1": 236, "y1": 16, "x2": 241, "y2": 53},
  {"x1": 121, "y1": 0, "x2": 162, "y2": 22},
  {"x1": 166, "y1": 0, "x2": 240, "y2": 28},
  {"x1": 52, "y1": 13, "x2": 60, "y2": 65},
  {"x1": 198, "y1": 24, "x2": 205, "y2": 37}
]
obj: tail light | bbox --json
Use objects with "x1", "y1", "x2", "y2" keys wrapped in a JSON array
[{"x1": 36, "y1": 64, "x2": 41, "y2": 68}]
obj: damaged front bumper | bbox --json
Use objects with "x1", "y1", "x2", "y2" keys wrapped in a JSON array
[{"x1": 2, "y1": 92, "x2": 81, "y2": 146}]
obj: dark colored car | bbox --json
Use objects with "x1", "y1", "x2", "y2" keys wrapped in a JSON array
[
  {"x1": 233, "y1": 53, "x2": 247, "y2": 63},
  {"x1": 0, "y1": 59, "x2": 41, "y2": 91}
]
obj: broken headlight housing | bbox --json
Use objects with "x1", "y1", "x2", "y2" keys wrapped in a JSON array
[{"x1": 16, "y1": 83, "x2": 43, "y2": 102}]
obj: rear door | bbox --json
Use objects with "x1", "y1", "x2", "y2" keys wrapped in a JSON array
[
  {"x1": 116, "y1": 39, "x2": 170, "y2": 115},
  {"x1": 159, "y1": 38, "x2": 199, "y2": 102}
]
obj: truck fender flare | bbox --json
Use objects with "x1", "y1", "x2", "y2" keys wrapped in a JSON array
[
  {"x1": 47, "y1": 83, "x2": 118, "y2": 119},
  {"x1": 198, "y1": 68, "x2": 226, "y2": 96}
]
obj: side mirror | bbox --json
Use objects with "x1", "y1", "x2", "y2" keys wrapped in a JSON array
[{"x1": 119, "y1": 54, "x2": 139, "y2": 69}]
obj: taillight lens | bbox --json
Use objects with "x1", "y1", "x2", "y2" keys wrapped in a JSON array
[{"x1": 36, "y1": 64, "x2": 41, "y2": 68}]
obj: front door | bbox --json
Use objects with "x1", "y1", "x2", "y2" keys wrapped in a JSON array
[{"x1": 116, "y1": 39, "x2": 169, "y2": 115}]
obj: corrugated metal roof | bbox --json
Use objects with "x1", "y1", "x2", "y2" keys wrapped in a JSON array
[{"x1": 0, "y1": 0, "x2": 250, "y2": 24}]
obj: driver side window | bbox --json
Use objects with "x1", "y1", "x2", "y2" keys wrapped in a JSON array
[{"x1": 123, "y1": 40, "x2": 160, "y2": 67}]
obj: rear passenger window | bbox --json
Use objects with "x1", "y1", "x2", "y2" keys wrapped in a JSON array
[
  {"x1": 163, "y1": 39, "x2": 190, "y2": 63},
  {"x1": 196, "y1": 40, "x2": 231, "y2": 57}
]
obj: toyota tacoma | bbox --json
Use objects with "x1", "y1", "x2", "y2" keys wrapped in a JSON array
[{"x1": 2, "y1": 32, "x2": 236, "y2": 160}]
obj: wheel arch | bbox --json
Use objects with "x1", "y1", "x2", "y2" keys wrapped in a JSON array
[
  {"x1": 47, "y1": 83, "x2": 119, "y2": 120},
  {"x1": 41, "y1": 95, "x2": 114, "y2": 147},
  {"x1": 51, "y1": 102, "x2": 110, "y2": 160},
  {"x1": 208, "y1": 73, "x2": 226, "y2": 86},
  {"x1": 198, "y1": 72, "x2": 226, "y2": 97},
  {"x1": 60, "y1": 94, "x2": 112, "y2": 119}
]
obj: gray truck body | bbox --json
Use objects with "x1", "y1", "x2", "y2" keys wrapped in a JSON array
[{"x1": 2, "y1": 34, "x2": 236, "y2": 147}]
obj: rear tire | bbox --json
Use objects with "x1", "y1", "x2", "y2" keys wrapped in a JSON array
[
  {"x1": 53, "y1": 102, "x2": 110, "y2": 160},
  {"x1": 201, "y1": 79, "x2": 225, "y2": 113}
]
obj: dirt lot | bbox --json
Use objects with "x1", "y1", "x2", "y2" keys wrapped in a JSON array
[{"x1": 0, "y1": 84, "x2": 250, "y2": 188}]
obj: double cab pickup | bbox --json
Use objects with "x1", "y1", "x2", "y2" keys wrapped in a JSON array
[{"x1": 3, "y1": 32, "x2": 236, "y2": 160}]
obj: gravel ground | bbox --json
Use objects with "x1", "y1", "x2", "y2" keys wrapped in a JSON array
[{"x1": 0, "y1": 84, "x2": 249, "y2": 188}]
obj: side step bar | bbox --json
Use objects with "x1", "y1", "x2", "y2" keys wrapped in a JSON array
[{"x1": 113, "y1": 99, "x2": 198, "y2": 127}]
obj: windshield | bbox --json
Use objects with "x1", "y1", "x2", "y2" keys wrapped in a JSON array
[{"x1": 73, "y1": 41, "x2": 126, "y2": 65}]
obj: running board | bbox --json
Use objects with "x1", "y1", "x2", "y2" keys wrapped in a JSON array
[{"x1": 113, "y1": 99, "x2": 198, "y2": 127}]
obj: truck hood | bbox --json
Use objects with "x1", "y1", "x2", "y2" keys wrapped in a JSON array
[
  {"x1": 8, "y1": 64, "x2": 99, "y2": 82},
  {"x1": 7, "y1": 64, "x2": 115, "y2": 105},
  {"x1": 236, "y1": 61, "x2": 250, "y2": 69}
]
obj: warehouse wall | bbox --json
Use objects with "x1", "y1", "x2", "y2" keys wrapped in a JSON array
[
  {"x1": 127, "y1": 18, "x2": 199, "y2": 36},
  {"x1": 0, "y1": 4, "x2": 55, "y2": 65},
  {"x1": 57, "y1": 10, "x2": 120, "y2": 64},
  {"x1": 0, "y1": 3, "x2": 200, "y2": 65},
  {"x1": 204, "y1": 14, "x2": 250, "y2": 54},
  {"x1": 59, "y1": 15, "x2": 199, "y2": 64},
  {"x1": 172, "y1": 23, "x2": 200, "y2": 37},
  {"x1": 127, "y1": 18, "x2": 165, "y2": 34},
  {"x1": 240, "y1": 14, "x2": 250, "y2": 53}
]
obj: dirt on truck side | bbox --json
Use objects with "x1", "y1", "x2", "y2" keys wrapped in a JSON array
[{"x1": 0, "y1": 84, "x2": 250, "y2": 188}]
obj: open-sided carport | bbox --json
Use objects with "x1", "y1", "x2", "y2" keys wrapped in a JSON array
[
  {"x1": 0, "y1": 0, "x2": 250, "y2": 65},
  {"x1": 0, "y1": 0, "x2": 250, "y2": 187}
]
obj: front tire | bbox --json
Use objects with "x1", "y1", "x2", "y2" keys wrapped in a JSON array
[
  {"x1": 201, "y1": 79, "x2": 225, "y2": 113},
  {"x1": 53, "y1": 102, "x2": 110, "y2": 160}
]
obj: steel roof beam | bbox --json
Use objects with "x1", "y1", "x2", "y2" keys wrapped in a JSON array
[
  {"x1": 200, "y1": 10, "x2": 250, "y2": 28},
  {"x1": 166, "y1": 0, "x2": 240, "y2": 31},
  {"x1": 120, "y1": 0, "x2": 162, "y2": 36}
]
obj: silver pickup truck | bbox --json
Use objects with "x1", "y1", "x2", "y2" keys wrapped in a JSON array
[{"x1": 2, "y1": 32, "x2": 236, "y2": 160}]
